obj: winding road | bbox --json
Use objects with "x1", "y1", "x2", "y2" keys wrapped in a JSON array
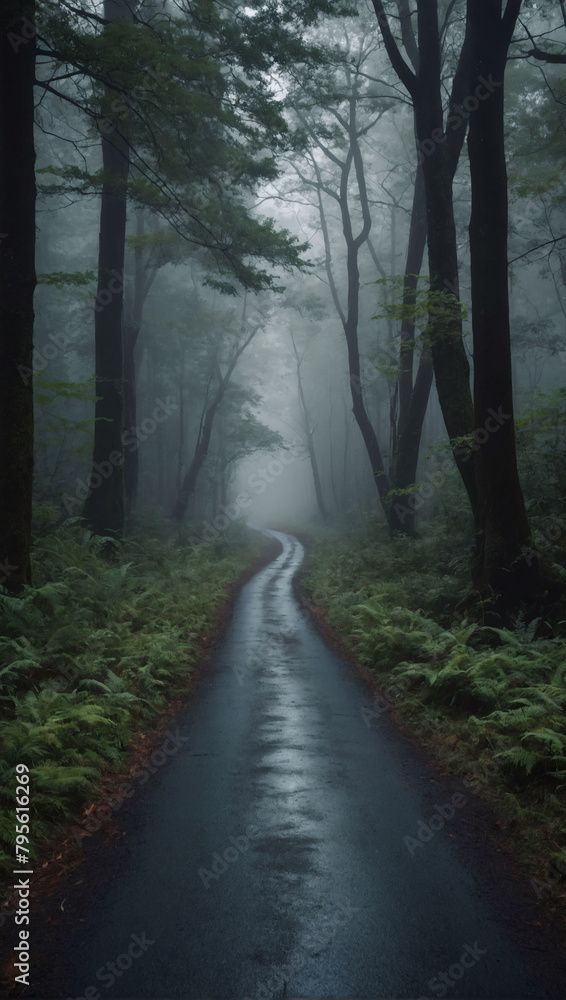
[{"x1": 31, "y1": 530, "x2": 564, "y2": 999}]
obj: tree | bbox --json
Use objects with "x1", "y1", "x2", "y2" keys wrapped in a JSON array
[
  {"x1": 372, "y1": 0, "x2": 478, "y2": 522},
  {"x1": 285, "y1": 36, "x2": 393, "y2": 515},
  {"x1": 172, "y1": 303, "x2": 263, "y2": 520},
  {"x1": 0, "y1": 2, "x2": 37, "y2": 591},
  {"x1": 123, "y1": 213, "x2": 165, "y2": 516},
  {"x1": 82, "y1": 0, "x2": 133, "y2": 537},
  {"x1": 35, "y1": 0, "x2": 327, "y2": 534},
  {"x1": 289, "y1": 328, "x2": 328, "y2": 520},
  {"x1": 466, "y1": 0, "x2": 536, "y2": 604},
  {"x1": 211, "y1": 388, "x2": 284, "y2": 510}
]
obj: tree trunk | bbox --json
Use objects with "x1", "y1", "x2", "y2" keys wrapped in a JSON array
[
  {"x1": 311, "y1": 117, "x2": 390, "y2": 518},
  {"x1": 328, "y1": 387, "x2": 339, "y2": 512},
  {"x1": 389, "y1": 345, "x2": 434, "y2": 533},
  {"x1": 176, "y1": 351, "x2": 185, "y2": 496},
  {"x1": 397, "y1": 164, "x2": 427, "y2": 433},
  {"x1": 173, "y1": 394, "x2": 222, "y2": 521},
  {"x1": 414, "y1": 0, "x2": 477, "y2": 517},
  {"x1": 467, "y1": 0, "x2": 533, "y2": 604},
  {"x1": 344, "y1": 241, "x2": 391, "y2": 509},
  {"x1": 373, "y1": 0, "x2": 478, "y2": 526},
  {"x1": 342, "y1": 399, "x2": 351, "y2": 510},
  {"x1": 123, "y1": 211, "x2": 158, "y2": 517},
  {"x1": 123, "y1": 213, "x2": 143, "y2": 518},
  {"x1": 123, "y1": 323, "x2": 138, "y2": 517},
  {"x1": 172, "y1": 322, "x2": 258, "y2": 521},
  {"x1": 0, "y1": 1, "x2": 36, "y2": 592},
  {"x1": 388, "y1": 162, "x2": 430, "y2": 534},
  {"x1": 290, "y1": 330, "x2": 328, "y2": 520},
  {"x1": 83, "y1": 0, "x2": 133, "y2": 536}
]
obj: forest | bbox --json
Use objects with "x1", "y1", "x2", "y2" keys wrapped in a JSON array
[{"x1": 1, "y1": 0, "x2": 566, "y2": 997}]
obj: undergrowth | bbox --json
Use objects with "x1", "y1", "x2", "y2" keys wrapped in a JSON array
[
  {"x1": 301, "y1": 519, "x2": 566, "y2": 887},
  {"x1": 0, "y1": 517, "x2": 265, "y2": 881}
]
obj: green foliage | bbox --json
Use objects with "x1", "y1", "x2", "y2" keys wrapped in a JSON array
[
  {"x1": 517, "y1": 387, "x2": 566, "y2": 527},
  {"x1": 37, "y1": 270, "x2": 97, "y2": 287},
  {"x1": 0, "y1": 520, "x2": 265, "y2": 878},
  {"x1": 37, "y1": 0, "x2": 338, "y2": 293},
  {"x1": 301, "y1": 521, "x2": 566, "y2": 860},
  {"x1": 372, "y1": 276, "x2": 468, "y2": 332}
]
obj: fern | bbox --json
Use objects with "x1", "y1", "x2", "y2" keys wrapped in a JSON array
[{"x1": 0, "y1": 520, "x2": 267, "y2": 881}]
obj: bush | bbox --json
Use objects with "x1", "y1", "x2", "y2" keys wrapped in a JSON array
[{"x1": 0, "y1": 519, "x2": 265, "y2": 878}]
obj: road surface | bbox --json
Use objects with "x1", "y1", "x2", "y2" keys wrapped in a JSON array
[{"x1": 29, "y1": 530, "x2": 564, "y2": 998}]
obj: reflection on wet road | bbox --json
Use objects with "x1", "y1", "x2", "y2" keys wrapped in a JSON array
[{"x1": 52, "y1": 531, "x2": 558, "y2": 998}]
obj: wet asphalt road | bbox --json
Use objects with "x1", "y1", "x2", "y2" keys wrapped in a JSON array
[{"x1": 41, "y1": 530, "x2": 562, "y2": 999}]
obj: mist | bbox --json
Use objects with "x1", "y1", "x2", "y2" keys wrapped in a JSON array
[{"x1": 1, "y1": 2, "x2": 566, "y2": 998}]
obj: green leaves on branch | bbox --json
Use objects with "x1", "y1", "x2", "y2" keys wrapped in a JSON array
[
  {"x1": 37, "y1": 0, "x2": 352, "y2": 293},
  {"x1": 372, "y1": 275, "x2": 468, "y2": 342},
  {"x1": 37, "y1": 270, "x2": 97, "y2": 288}
]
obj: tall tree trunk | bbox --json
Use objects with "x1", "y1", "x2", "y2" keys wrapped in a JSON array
[
  {"x1": 389, "y1": 346, "x2": 434, "y2": 532},
  {"x1": 123, "y1": 214, "x2": 158, "y2": 518},
  {"x1": 328, "y1": 387, "x2": 339, "y2": 512},
  {"x1": 0, "y1": 2, "x2": 36, "y2": 592},
  {"x1": 176, "y1": 350, "x2": 185, "y2": 496},
  {"x1": 373, "y1": 0, "x2": 478, "y2": 524},
  {"x1": 414, "y1": 0, "x2": 477, "y2": 516},
  {"x1": 310, "y1": 116, "x2": 391, "y2": 519},
  {"x1": 397, "y1": 164, "x2": 427, "y2": 434},
  {"x1": 467, "y1": 0, "x2": 533, "y2": 603},
  {"x1": 83, "y1": 0, "x2": 133, "y2": 536},
  {"x1": 123, "y1": 212, "x2": 143, "y2": 518},
  {"x1": 388, "y1": 163, "x2": 431, "y2": 534},
  {"x1": 217, "y1": 403, "x2": 228, "y2": 508},
  {"x1": 290, "y1": 330, "x2": 328, "y2": 520},
  {"x1": 345, "y1": 251, "x2": 391, "y2": 510},
  {"x1": 342, "y1": 399, "x2": 351, "y2": 510},
  {"x1": 123, "y1": 320, "x2": 137, "y2": 518}
]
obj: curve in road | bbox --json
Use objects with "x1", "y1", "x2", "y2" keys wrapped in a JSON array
[{"x1": 32, "y1": 530, "x2": 563, "y2": 999}]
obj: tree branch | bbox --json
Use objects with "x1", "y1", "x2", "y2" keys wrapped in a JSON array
[
  {"x1": 508, "y1": 235, "x2": 566, "y2": 265},
  {"x1": 525, "y1": 47, "x2": 566, "y2": 64},
  {"x1": 371, "y1": 0, "x2": 418, "y2": 96}
]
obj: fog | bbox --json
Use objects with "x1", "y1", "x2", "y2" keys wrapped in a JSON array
[{"x1": 25, "y1": 3, "x2": 565, "y2": 548}]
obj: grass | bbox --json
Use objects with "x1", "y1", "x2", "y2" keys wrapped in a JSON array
[
  {"x1": 299, "y1": 518, "x2": 566, "y2": 900},
  {"x1": 0, "y1": 516, "x2": 268, "y2": 884}
]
